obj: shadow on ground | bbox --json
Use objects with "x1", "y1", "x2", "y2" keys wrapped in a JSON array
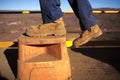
[
  {"x1": 4, "y1": 43, "x2": 18, "y2": 78},
  {"x1": 0, "y1": 76, "x2": 8, "y2": 80},
  {"x1": 71, "y1": 47, "x2": 120, "y2": 72}
]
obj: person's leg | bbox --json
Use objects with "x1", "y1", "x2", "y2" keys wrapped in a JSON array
[
  {"x1": 68, "y1": 0, "x2": 97, "y2": 30},
  {"x1": 40, "y1": 0, "x2": 63, "y2": 23},
  {"x1": 68, "y1": 0, "x2": 102, "y2": 47},
  {"x1": 26, "y1": 0, "x2": 66, "y2": 37}
]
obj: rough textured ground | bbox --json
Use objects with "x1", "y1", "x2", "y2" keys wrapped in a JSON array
[
  {"x1": 0, "y1": 13, "x2": 120, "y2": 41},
  {"x1": 0, "y1": 13, "x2": 120, "y2": 80}
]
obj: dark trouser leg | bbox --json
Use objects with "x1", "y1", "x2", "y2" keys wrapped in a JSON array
[
  {"x1": 39, "y1": 0, "x2": 63, "y2": 23},
  {"x1": 68, "y1": 0, "x2": 97, "y2": 30}
]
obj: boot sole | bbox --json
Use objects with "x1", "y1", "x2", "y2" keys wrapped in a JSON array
[{"x1": 26, "y1": 31, "x2": 66, "y2": 37}]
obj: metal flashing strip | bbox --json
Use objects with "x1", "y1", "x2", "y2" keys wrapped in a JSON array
[
  {"x1": 0, "y1": 42, "x2": 14, "y2": 48},
  {"x1": 0, "y1": 41, "x2": 72, "y2": 48},
  {"x1": 0, "y1": 41, "x2": 120, "y2": 48}
]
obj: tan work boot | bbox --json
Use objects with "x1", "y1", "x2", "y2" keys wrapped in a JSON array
[
  {"x1": 73, "y1": 25, "x2": 102, "y2": 48},
  {"x1": 26, "y1": 17, "x2": 66, "y2": 37}
]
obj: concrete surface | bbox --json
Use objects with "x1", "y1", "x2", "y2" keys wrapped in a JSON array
[{"x1": 0, "y1": 13, "x2": 120, "y2": 80}]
